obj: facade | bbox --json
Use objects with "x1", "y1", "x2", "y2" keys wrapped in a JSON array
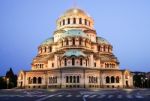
[{"x1": 17, "y1": 8, "x2": 133, "y2": 89}]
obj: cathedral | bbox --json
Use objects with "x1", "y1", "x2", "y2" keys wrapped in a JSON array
[{"x1": 17, "y1": 8, "x2": 133, "y2": 89}]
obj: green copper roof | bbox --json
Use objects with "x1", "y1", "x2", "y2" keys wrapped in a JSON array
[
  {"x1": 63, "y1": 49, "x2": 86, "y2": 57},
  {"x1": 97, "y1": 37, "x2": 110, "y2": 45},
  {"x1": 61, "y1": 29, "x2": 89, "y2": 39},
  {"x1": 41, "y1": 37, "x2": 54, "y2": 45}
]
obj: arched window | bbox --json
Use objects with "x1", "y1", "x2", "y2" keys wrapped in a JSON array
[
  {"x1": 49, "y1": 47, "x2": 52, "y2": 52},
  {"x1": 66, "y1": 39, "x2": 69, "y2": 45},
  {"x1": 73, "y1": 76, "x2": 76, "y2": 83},
  {"x1": 49, "y1": 77, "x2": 52, "y2": 83},
  {"x1": 116, "y1": 76, "x2": 119, "y2": 83},
  {"x1": 38, "y1": 77, "x2": 42, "y2": 84},
  {"x1": 66, "y1": 76, "x2": 68, "y2": 83},
  {"x1": 79, "y1": 18, "x2": 82, "y2": 24},
  {"x1": 106, "y1": 76, "x2": 110, "y2": 83},
  {"x1": 52, "y1": 63, "x2": 54, "y2": 67},
  {"x1": 70, "y1": 76, "x2": 72, "y2": 83},
  {"x1": 98, "y1": 46, "x2": 100, "y2": 51},
  {"x1": 94, "y1": 62, "x2": 96, "y2": 67},
  {"x1": 73, "y1": 18, "x2": 76, "y2": 24},
  {"x1": 68, "y1": 18, "x2": 70, "y2": 24},
  {"x1": 44, "y1": 47, "x2": 46, "y2": 52},
  {"x1": 72, "y1": 38, "x2": 75, "y2": 45},
  {"x1": 63, "y1": 19, "x2": 65, "y2": 25},
  {"x1": 60, "y1": 21, "x2": 61, "y2": 26},
  {"x1": 33, "y1": 77, "x2": 37, "y2": 84},
  {"x1": 65, "y1": 58, "x2": 67, "y2": 66},
  {"x1": 111, "y1": 76, "x2": 115, "y2": 83},
  {"x1": 79, "y1": 38, "x2": 82, "y2": 45},
  {"x1": 54, "y1": 77, "x2": 57, "y2": 83},
  {"x1": 85, "y1": 19, "x2": 87, "y2": 25},
  {"x1": 77, "y1": 76, "x2": 80, "y2": 83},
  {"x1": 103, "y1": 46, "x2": 105, "y2": 51},
  {"x1": 80, "y1": 58, "x2": 82, "y2": 66},
  {"x1": 40, "y1": 48, "x2": 42, "y2": 53},
  {"x1": 72, "y1": 58, "x2": 75, "y2": 65},
  {"x1": 86, "y1": 59, "x2": 88, "y2": 66},
  {"x1": 89, "y1": 76, "x2": 91, "y2": 83}
]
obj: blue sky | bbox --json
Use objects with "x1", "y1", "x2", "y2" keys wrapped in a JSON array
[{"x1": 0, "y1": 0, "x2": 150, "y2": 76}]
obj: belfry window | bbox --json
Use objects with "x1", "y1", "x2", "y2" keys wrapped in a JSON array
[
  {"x1": 63, "y1": 19, "x2": 65, "y2": 25},
  {"x1": 85, "y1": 19, "x2": 87, "y2": 25},
  {"x1": 72, "y1": 38, "x2": 75, "y2": 45},
  {"x1": 66, "y1": 39, "x2": 69, "y2": 45},
  {"x1": 44, "y1": 47, "x2": 46, "y2": 52},
  {"x1": 86, "y1": 59, "x2": 88, "y2": 66},
  {"x1": 49, "y1": 47, "x2": 52, "y2": 52},
  {"x1": 52, "y1": 63, "x2": 54, "y2": 67},
  {"x1": 79, "y1": 38, "x2": 82, "y2": 45},
  {"x1": 68, "y1": 18, "x2": 70, "y2": 24},
  {"x1": 80, "y1": 58, "x2": 82, "y2": 66},
  {"x1": 72, "y1": 58, "x2": 75, "y2": 65},
  {"x1": 73, "y1": 18, "x2": 76, "y2": 24},
  {"x1": 65, "y1": 58, "x2": 67, "y2": 66},
  {"x1": 94, "y1": 62, "x2": 96, "y2": 67},
  {"x1": 79, "y1": 18, "x2": 82, "y2": 24}
]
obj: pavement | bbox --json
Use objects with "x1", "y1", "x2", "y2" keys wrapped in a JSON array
[{"x1": 0, "y1": 88, "x2": 150, "y2": 101}]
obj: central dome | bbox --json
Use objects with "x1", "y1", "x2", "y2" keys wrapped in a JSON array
[{"x1": 63, "y1": 8, "x2": 89, "y2": 17}]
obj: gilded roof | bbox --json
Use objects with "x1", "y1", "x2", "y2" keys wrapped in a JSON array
[{"x1": 63, "y1": 8, "x2": 89, "y2": 17}]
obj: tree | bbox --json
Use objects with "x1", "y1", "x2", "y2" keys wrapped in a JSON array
[{"x1": 5, "y1": 68, "x2": 17, "y2": 88}]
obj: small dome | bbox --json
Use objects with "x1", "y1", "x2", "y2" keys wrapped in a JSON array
[
  {"x1": 97, "y1": 37, "x2": 110, "y2": 45},
  {"x1": 63, "y1": 49, "x2": 86, "y2": 57},
  {"x1": 62, "y1": 8, "x2": 90, "y2": 17},
  {"x1": 41, "y1": 37, "x2": 54, "y2": 45},
  {"x1": 61, "y1": 29, "x2": 89, "y2": 39}
]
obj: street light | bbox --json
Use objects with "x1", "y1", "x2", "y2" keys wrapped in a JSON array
[
  {"x1": 141, "y1": 77, "x2": 143, "y2": 88},
  {"x1": 6, "y1": 78, "x2": 9, "y2": 89},
  {"x1": 145, "y1": 78, "x2": 148, "y2": 88}
]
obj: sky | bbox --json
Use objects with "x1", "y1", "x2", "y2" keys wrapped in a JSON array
[{"x1": 0, "y1": 0, "x2": 150, "y2": 76}]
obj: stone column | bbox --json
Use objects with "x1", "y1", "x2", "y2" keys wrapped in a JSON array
[
  {"x1": 54, "y1": 55, "x2": 58, "y2": 68},
  {"x1": 90, "y1": 54, "x2": 94, "y2": 67}
]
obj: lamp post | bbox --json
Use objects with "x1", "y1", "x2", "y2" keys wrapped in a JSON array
[
  {"x1": 6, "y1": 78, "x2": 9, "y2": 89},
  {"x1": 141, "y1": 77, "x2": 143, "y2": 88},
  {"x1": 145, "y1": 78, "x2": 148, "y2": 88}
]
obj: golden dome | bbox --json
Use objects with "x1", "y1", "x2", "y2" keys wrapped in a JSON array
[{"x1": 63, "y1": 8, "x2": 90, "y2": 17}]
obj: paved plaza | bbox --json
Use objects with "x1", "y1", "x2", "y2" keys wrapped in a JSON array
[{"x1": 0, "y1": 88, "x2": 149, "y2": 101}]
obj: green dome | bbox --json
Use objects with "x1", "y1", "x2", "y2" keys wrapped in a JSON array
[
  {"x1": 61, "y1": 29, "x2": 89, "y2": 39},
  {"x1": 97, "y1": 37, "x2": 110, "y2": 45},
  {"x1": 41, "y1": 37, "x2": 54, "y2": 45},
  {"x1": 63, "y1": 49, "x2": 86, "y2": 57}
]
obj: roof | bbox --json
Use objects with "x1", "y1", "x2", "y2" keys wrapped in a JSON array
[
  {"x1": 41, "y1": 37, "x2": 54, "y2": 45},
  {"x1": 62, "y1": 8, "x2": 90, "y2": 17},
  {"x1": 63, "y1": 49, "x2": 86, "y2": 57},
  {"x1": 61, "y1": 29, "x2": 89, "y2": 39},
  {"x1": 97, "y1": 37, "x2": 110, "y2": 45}
]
